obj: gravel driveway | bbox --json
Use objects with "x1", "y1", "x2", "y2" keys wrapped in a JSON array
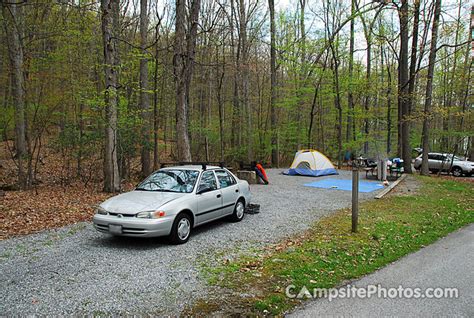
[{"x1": 0, "y1": 169, "x2": 381, "y2": 315}]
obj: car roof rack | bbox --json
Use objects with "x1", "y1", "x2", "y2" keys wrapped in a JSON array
[{"x1": 160, "y1": 162, "x2": 225, "y2": 170}]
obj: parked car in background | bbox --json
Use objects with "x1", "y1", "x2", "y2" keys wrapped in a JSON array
[
  {"x1": 93, "y1": 164, "x2": 251, "y2": 244},
  {"x1": 414, "y1": 153, "x2": 473, "y2": 177}
]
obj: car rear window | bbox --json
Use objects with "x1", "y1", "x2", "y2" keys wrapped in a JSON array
[{"x1": 215, "y1": 170, "x2": 236, "y2": 188}]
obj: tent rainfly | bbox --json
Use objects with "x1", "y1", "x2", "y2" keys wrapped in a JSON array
[{"x1": 283, "y1": 149, "x2": 338, "y2": 177}]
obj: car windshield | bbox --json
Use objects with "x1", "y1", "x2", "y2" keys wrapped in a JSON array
[{"x1": 135, "y1": 169, "x2": 199, "y2": 193}]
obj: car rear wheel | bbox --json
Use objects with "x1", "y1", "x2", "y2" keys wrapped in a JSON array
[
  {"x1": 170, "y1": 213, "x2": 192, "y2": 244},
  {"x1": 229, "y1": 200, "x2": 245, "y2": 222},
  {"x1": 451, "y1": 167, "x2": 463, "y2": 177}
]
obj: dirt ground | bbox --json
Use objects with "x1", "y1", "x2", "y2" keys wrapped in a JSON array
[{"x1": 388, "y1": 175, "x2": 421, "y2": 197}]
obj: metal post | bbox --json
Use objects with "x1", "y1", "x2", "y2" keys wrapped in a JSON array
[{"x1": 352, "y1": 164, "x2": 359, "y2": 233}]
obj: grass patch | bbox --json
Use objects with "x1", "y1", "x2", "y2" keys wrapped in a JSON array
[{"x1": 191, "y1": 176, "x2": 473, "y2": 315}]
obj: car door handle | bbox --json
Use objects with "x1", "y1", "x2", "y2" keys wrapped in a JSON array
[
  {"x1": 217, "y1": 194, "x2": 221, "y2": 198},
  {"x1": 235, "y1": 189, "x2": 239, "y2": 193}
]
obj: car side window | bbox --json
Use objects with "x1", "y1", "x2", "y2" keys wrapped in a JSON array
[
  {"x1": 428, "y1": 154, "x2": 437, "y2": 160},
  {"x1": 215, "y1": 170, "x2": 236, "y2": 188},
  {"x1": 198, "y1": 171, "x2": 217, "y2": 192}
]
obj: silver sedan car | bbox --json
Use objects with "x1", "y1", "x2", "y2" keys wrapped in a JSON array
[
  {"x1": 414, "y1": 153, "x2": 473, "y2": 177},
  {"x1": 93, "y1": 165, "x2": 251, "y2": 244}
]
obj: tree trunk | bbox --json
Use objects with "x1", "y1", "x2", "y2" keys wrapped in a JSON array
[
  {"x1": 153, "y1": 22, "x2": 160, "y2": 170},
  {"x1": 269, "y1": 0, "x2": 278, "y2": 167},
  {"x1": 78, "y1": 101, "x2": 84, "y2": 177},
  {"x1": 307, "y1": 86, "x2": 318, "y2": 149},
  {"x1": 216, "y1": 41, "x2": 225, "y2": 162},
  {"x1": 363, "y1": 41, "x2": 371, "y2": 155},
  {"x1": 330, "y1": 44, "x2": 343, "y2": 169},
  {"x1": 230, "y1": 0, "x2": 240, "y2": 150},
  {"x1": 407, "y1": 0, "x2": 420, "y2": 116},
  {"x1": 296, "y1": 0, "x2": 306, "y2": 149},
  {"x1": 101, "y1": 0, "x2": 121, "y2": 192},
  {"x1": 2, "y1": 1, "x2": 27, "y2": 189},
  {"x1": 173, "y1": 0, "x2": 200, "y2": 162},
  {"x1": 239, "y1": 0, "x2": 252, "y2": 161},
  {"x1": 421, "y1": 0, "x2": 442, "y2": 175},
  {"x1": 346, "y1": 0, "x2": 355, "y2": 143},
  {"x1": 398, "y1": 0, "x2": 412, "y2": 173},
  {"x1": 139, "y1": 0, "x2": 151, "y2": 176},
  {"x1": 174, "y1": 0, "x2": 188, "y2": 161},
  {"x1": 384, "y1": 48, "x2": 393, "y2": 155},
  {"x1": 459, "y1": 44, "x2": 472, "y2": 158}
]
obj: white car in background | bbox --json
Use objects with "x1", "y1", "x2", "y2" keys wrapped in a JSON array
[
  {"x1": 93, "y1": 164, "x2": 251, "y2": 244},
  {"x1": 414, "y1": 153, "x2": 473, "y2": 177}
]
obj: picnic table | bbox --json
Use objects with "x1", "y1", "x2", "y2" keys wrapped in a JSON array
[{"x1": 364, "y1": 159, "x2": 404, "y2": 180}]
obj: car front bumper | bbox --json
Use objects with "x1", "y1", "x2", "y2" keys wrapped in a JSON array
[
  {"x1": 93, "y1": 214, "x2": 174, "y2": 238},
  {"x1": 461, "y1": 166, "x2": 473, "y2": 174}
]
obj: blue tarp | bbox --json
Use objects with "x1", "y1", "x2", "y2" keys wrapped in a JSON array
[
  {"x1": 283, "y1": 168, "x2": 338, "y2": 177},
  {"x1": 304, "y1": 179, "x2": 384, "y2": 193}
]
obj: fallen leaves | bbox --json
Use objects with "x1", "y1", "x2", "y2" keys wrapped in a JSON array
[
  {"x1": 0, "y1": 183, "x2": 129, "y2": 240},
  {"x1": 0, "y1": 140, "x2": 137, "y2": 240}
]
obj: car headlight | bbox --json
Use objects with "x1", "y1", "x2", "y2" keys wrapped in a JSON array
[
  {"x1": 136, "y1": 210, "x2": 166, "y2": 219},
  {"x1": 96, "y1": 206, "x2": 108, "y2": 215}
]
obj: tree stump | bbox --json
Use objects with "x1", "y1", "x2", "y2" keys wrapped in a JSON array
[{"x1": 236, "y1": 171, "x2": 257, "y2": 184}]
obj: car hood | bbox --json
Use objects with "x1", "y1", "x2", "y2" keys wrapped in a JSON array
[{"x1": 100, "y1": 191, "x2": 185, "y2": 215}]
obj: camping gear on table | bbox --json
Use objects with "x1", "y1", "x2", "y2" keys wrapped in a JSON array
[
  {"x1": 388, "y1": 158, "x2": 404, "y2": 178},
  {"x1": 283, "y1": 149, "x2": 338, "y2": 177}
]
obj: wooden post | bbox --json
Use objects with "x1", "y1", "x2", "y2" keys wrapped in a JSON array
[{"x1": 352, "y1": 165, "x2": 359, "y2": 232}]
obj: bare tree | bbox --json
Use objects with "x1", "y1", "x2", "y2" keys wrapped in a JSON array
[
  {"x1": 174, "y1": 0, "x2": 201, "y2": 162},
  {"x1": 101, "y1": 0, "x2": 121, "y2": 192},
  {"x1": 407, "y1": 0, "x2": 420, "y2": 116},
  {"x1": 238, "y1": 0, "x2": 252, "y2": 161},
  {"x1": 397, "y1": 0, "x2": 412, "y2": 173},
  {"x1": 269, "y1": 0, "x2": 278, "y2": 166},
  {"x1": 346, "y1": 0, "x2": 355, "y2": 143},
  {"x1": 421, "y1": 0, "x2": 442, "y2": 175},
  {"x1": 139, "y1": 0, "x2": 151, "y2": 176},
  {"x1": 2, "y1": 0, "x2": 27, "y2": 189},
  {"x1": 358, "y1": 3, "x2": 383, "y2": 155}
]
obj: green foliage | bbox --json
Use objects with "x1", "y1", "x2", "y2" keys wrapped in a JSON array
[
  {"x1": 0, "y1": 107, "x2": 14, "y2": 141},
  {"x1": 117, "y1": 98, "x2": 142, "y2": 158},
  {"x1": 1, "y1": 0, "x2": 471, "y2": 182}
]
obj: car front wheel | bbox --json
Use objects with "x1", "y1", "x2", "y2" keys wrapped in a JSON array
[
  {"x1": 170, "y1": 213, "x2": 192, "y2": 244},
  {"x1": 451, "y1": 167, "x2": 463, "y2": 177},
  {"x1": 229, "y1": 200, "x2": 245, "y2": 222}
]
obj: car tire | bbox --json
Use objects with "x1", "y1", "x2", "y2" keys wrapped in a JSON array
[
  {"x1": 451, "y1": 167, "x2": 463, "y2": 177},
  {"x1": 169, "y1": 213, "x2": 192, "y2": 244},
  {"x1": 229, "y1": 199, "x2": 245, "y2": 222}
]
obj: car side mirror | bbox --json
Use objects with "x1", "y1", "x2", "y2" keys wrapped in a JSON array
[{"x1": 197, "y1": 185, "x2": 212, "y2": 194}]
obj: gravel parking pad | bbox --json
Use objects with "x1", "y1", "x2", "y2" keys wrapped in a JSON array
[{"x1": 0, "y1": 169, "x2": 381, "y2": 315}]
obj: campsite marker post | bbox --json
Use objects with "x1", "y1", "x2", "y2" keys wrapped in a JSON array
[{"x1": 351, "y1": 161, "x2": 359, "y2": 233}]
